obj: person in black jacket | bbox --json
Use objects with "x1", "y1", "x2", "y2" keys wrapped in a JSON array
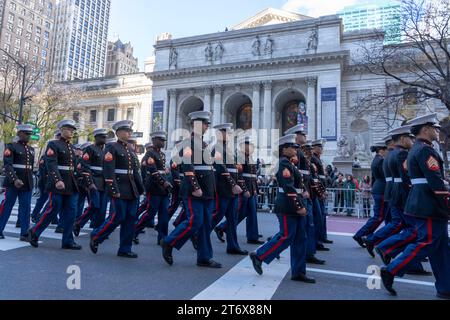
[
  {"x1": 73, "y1": 129, "x2": 108, "y2": 236},
  {"x1": 210, "y1": 123, "x2": 246, "y2": 255},
  {"x1": 28, "y1": 120, "x2": 81, "y2": 250},
  {"x1": 0, "y1": 124, "x2": 35, "y2": 240},
  {"x1": 161, "y1": 111, "x2": 221, "y2": 268},
  {"x1": 89, "y1": 120, "x2": 145, "y2": 258},
  {"x1": 353, "y1": 142, "x2": 387, "y2": 245},
  {"x1": 381, "y1": 113, "x2": 450, "y2": 299},
  {"x1": 250, "y1": 134, "x2": 315, "y2": 284},
  {"x1": 134, "y1": 131, "x2": 172, "y2": 245}
]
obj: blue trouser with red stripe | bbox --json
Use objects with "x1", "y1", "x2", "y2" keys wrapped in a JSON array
[
  {"x1": 135, "y1": 195, "x2": 169, "y2": 243},
  {"x1": 165, "y1": 198, "x2": 214, "y2": 263},
  {"x1": 312, "y1": 198, "x2": 324, "y2": 246},
  {"x1": 387, "y1": 217, "x2": 450, "y2": 295},
  {"x1": 319, "y1": 199, "x2": 328, "y2": 242},
  {"x1": 305, "y1": 199, "x2": 316, "y2": 257},
  {"x1": 256, "y1": 214, "x2": 307, "y2": 277},
  {"x1": 76, "y1": 189, "x2": 89, "y2": 220},
  {"x1": 31, "y1": 186, "x2": 48, "y2": 221},
  {"x1": 76, "y1": 189, "x2": 108, "y2": 229},
  {"x1": 354, "y1": 194, "x2": 386, "y2": 239},
  {"x1": 168, "y1": 189, "x2": 181, "y2": 220},
  {"x1": 173, "y1": 205, "x2": 186, "y2": 227},
  {"x1": 366, "y1": 203, "x2": 403, "y2": 245},
  {"x1": 32, "y1": 193, "x2": 77, "y2": 247},
  {"x1": 211, "y1": 197, "x2": 240, "y2": 251},
  {"x1": 0, "y1": 188, "x2": 32, "y2": 237},
  {"x1": 91, "y1": 198, "x2": 139, "y2": 254}
]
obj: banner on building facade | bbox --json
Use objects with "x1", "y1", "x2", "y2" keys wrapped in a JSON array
[
  {"x1": 321, "y1": 88, "x2": 337, "y2": 141},
  {"x1": 152, "y1": 101, "x2": 164, "y2": 131}
]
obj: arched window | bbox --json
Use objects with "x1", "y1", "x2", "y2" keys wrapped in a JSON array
[
  {"x1": 282, "y1": 101, "x2": 307, "y2": 134},
  {"x1": 236, "y1": 103, "x2": 252, "y2": 130}
]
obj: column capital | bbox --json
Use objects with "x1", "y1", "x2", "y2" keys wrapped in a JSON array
[
  {"x1": 203, "y1": 86, "x2": 213, "y2": 95},
  {"x1": 263, "y1": 80, "x2": 272, "y2": 90},
  {"x1": 252, "y1": 82, "x2": 262, "y2": 91},
  {"x1": 168, "y1": 89, "x2": 178, "y2": 98},
  {"x1": 213, "y1": 84, "x2": 223, "y2": 95},
  {"x1": 305, "y1": 77, "x2": 318, "y2": 87}
]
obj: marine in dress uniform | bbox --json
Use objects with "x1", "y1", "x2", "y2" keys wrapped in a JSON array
[
  {"x1": 134, "y1": 131, "x2": 172, "y2": 245},
  {"x1": 74, "y1": 144, "x2": 89, "y2": 223},
  {"x1": 353, "y1": 142, "x2": 388, "y2": 245},
  {"x1": 161, "y1": 111, "x2": 222, "y2": 268},
  {"x1": 381, "y1": 114, "x2": 450, "y2": 299},
  {"x1": 210, "y1": 124, "x2": 247, "y2": 255},
  {"x1": 136, "y1": 143, "x2": 154, "y2": 223},
  {"x1": 168, "y1": 140, "x2": 183, "y2": 220},
  {"x1": 374, "y1": 126, "x2": 429, "y2": 275},
  {"x1": 28, "y1": 120, "x2": 82, "y2": 250},
  {"x1": 89, "y1": 120, "x2": 145, "y2": 258},
  {"x1": 249, "y1": 135, "x2": 315, "y2": 283},
  {"x1": 0, "y1": 125, "x2": 35, "y2": 240},
  {"x1": 73, "y1": 129, "x2": 108, "y2": 236},
  {"x1": 285, "y1": 125, "x2": 325, "y2": 265}
]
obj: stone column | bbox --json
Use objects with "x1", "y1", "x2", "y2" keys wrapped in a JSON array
[
  {"x1": 162, "y1": 97, "x2": 169, "y2": 133},
  {"x1": 168, "y1": 89, "x2": 177, "y2": 146},
  {"x1": 263, "y1": 80, "x2": 272, "y2": 131},
  {"x1": 97, "y1": 107, "x2": 104, "y2": 129},
  {"x1": 306, "y1": 77, "x2": 317, "y2": 140},
  {"x1": 213, "y1": 85, "x2": 222, "y2": 126},
  {"x1": 203, "y1": 87, "x2": 212, "y2": 113},
  {"x1": 252, "y1": 82, "x2": 261, "y2": 131}
]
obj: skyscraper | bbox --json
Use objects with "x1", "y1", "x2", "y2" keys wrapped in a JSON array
[
  {"x1": 50, "y1": 0, "x2": 111, "y2": 82},
  {"x1": 105, "y1": 38, "x2": 139, "y2": 76},
  {"x1": 0, "y1": 0, "x2": 56, "y2": 76},
  {"x1": 338, "y1": 1, "x2": 401, "y2": 44}
]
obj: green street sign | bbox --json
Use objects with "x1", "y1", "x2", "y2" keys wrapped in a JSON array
[
  {"x1": 31, "y1": 134, "x2": 40, "y2": 141},
  {"x1": 33, "y1": 127, "x2": 41, "y2": 134}
]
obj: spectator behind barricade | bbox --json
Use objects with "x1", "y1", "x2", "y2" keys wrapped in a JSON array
[
  {"x1": 360, "y1": 176, "x2": 372, "y2": 218},
  {"x1": 324, "y1": 170, "x2": 333, "y2": 188},
  {"x1": 353, "y1": 157, "x2": 361, "y2": 169},
  {"x1": 326, "y1": 165, "x2": 336, "y2": 181},
  {"x1": 344, "y1": 174, "x2": 357, "y2": 217},
  {"x1": 332, "y1": 174, "x2": 345, "y2": 214}
]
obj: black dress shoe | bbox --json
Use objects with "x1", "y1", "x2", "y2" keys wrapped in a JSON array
[
  {"x1": 437, "y1": 292, "x2": 450, "y2": 300},
  {"x1": 214, "y1": 227, "x2": 225, "y2": 243},
  {"x1": 89, "y1": 235, "x2": 99, "y2": 254},
  {"x1": 227, "y1": 249, "x2": 249, "y2": 256},
  {"x1": 118, "y1": 251, "x2": 138, "y2": 258},
  {"x1": 291, "y1": 274, "x2": 316, "y2": 284},
  {"x1": 0, "y1": 233, "x2": 4, "y2": 240},
  {"x1": 316, "y1": 245, "x2": 330, "y2": 252},
  {"x1": 20, "y1": 236, "x2": 28, "y2": 242},
  {"x1": 73, "y1": 224, "x2": 81, "y2": 237},
  {"x1": 366, "y1": 243, "x2": 375, "y2": 258},
  {"x1": 62, "y1": 243, "x2": 82, "y2": 250},
  {"x1": 197, "y1": 260, "x2": 222, "y2": 269},
  {"x1": 376, "y1": 247, "x2": 391, "y2": 266},
  {"x1": 132, "y1": 236, "x2": 140, "y2": 245},
  {"x1": 28, "y1": 229, "x2": 39, "y2": 248},
  {"x1": 380, "y1": 267, "x2": 397, "y2": 296},
  {"x1": 15, "y1": 222, "x2": 21, "y2": 228},
  {"x1": 323, "y1": 239, "x2": 334, "y2": 244},
  {"x1": 247, "y1": 240, "x2": 265, "y2": 245},
  {"x1": 161, "y1": 241, "x2": 173, "y2": 266},
  {"x1": 258, "y1": 234, "x2": 263, "y2": 238},
  {"x1": 405, "y1": 269, "x2": 433, "y2": 276},
  {"x1": 55, "y1": 227, "x2": 64, "y2": 234},
  {"x1": 353, "y1": 236, "x2": 366, "y2": 248},
  {"x1": 421, "y1": 258, "x2": 429, "y2": 263},
  {"x1": 306, "y1": 256, "x2": 326, "y2": 265},
  {"x1": 250, "y1": 252, "x2": 263, "y2": 275}
]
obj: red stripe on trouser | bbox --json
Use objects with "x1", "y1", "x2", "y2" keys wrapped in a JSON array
[
  {"x1": 171, "y1": 197, "x2": 195, "y2": 247},
  {"x1": 93, "y1": 199, "x2": 117, "y2": 241},
  {"x1": 392, "y1": 218, "x2": 433, "y2": 275},
  {"x1": 384, "y1": 230, "x2": 418, "y2": 256},
  {"x1": 367, "y1": 197, "x2": 384, "y2": 234},
  {"x1": 0, "y1": 188, "x2": 7, "y2": 218},
  {"x1": 33, "y1": 193, "x2": 53, "y2": 233},
  {"x1": 375, "y1": 223, "x2": 403, "y2": 246},
  {"x1": 77, "y1": 200, "x2": 92, "y2": 224},
  {"x1": 260, "y1": 215, "x2": 289, "y2": 261},
  {"x1": 137, "y1": 194, "x2": 152, "y2": 228}
]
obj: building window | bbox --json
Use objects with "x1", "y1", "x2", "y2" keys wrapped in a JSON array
[
  {"x1": 107, "y1": 108, "x2": 115, "y2": 122},
  {"x1": 126, "y1": 108, "x2": 134, "y2": 121},
  {"x1": 90, "y1": 110, "x2": 97, "y2": 123}
]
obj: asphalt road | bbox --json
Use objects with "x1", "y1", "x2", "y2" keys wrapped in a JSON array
[{"x1": 0, "y1": 197, "x2": 443, "y2": 300}]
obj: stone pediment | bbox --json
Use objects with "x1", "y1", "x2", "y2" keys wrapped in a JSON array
[{"x1": 232, "y1": 7, "x2": 312, "y2": 30}]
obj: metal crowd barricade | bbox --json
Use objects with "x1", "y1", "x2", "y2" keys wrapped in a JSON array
[{"x1": 256, "y1": 185, "x2": 373, "y2": 219}]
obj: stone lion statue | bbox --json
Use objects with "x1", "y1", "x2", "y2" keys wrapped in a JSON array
[{"x1": 337, "y1": 135, "x2": 351, "y2": 158}]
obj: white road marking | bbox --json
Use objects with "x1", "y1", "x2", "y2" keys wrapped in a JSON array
[
  {"x1": 0, "y1": 237, "x2": 31, "y2": 251},
  {"x1": 328, "y1": 232, "x2": 354, "y2": 237},
  {"x1": 193, "y1": 253, "x2": 291, "y2": 300}
]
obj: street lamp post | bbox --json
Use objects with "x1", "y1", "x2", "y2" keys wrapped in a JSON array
[{"x1": 0, "y1": 48, "x2": 27, "y2": 124}]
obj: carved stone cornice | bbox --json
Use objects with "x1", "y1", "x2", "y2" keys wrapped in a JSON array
[
  {"x1": 305, "y1": 77, "x2": 318, "y2": 87},
  {"x1": 82, "y1": 86, "x2": 152, "y2": 98},
  {"x1": 148, "y1": 51, "x2": 350, "y2": 81}
]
